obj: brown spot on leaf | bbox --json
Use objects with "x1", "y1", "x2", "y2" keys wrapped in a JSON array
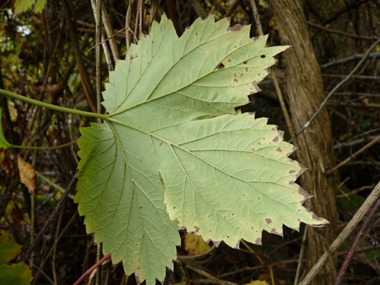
[
  {"x1": 233, "y1": 78, "x2": 238, "y2": 82},
  {"x1": 232, "y1": 213, "x2": 235, "y2": 216},
  {"x1": 251, "y1": 147, "x2": 255, "y2": 151},
  {"x1": 298, "y1": 186, "x2": 313, "y2": 203},
  {"x1": 261, "y1": 55, "x2": 266, "y2": 58},
  {"x1": 228, "y1": 59, "x2": 231, "y2": 62},
  {"x1": 312, "y1": 213, "x2": 328, "y2": 222},
  {"x1": 273, "y1": 137, "x2": 279, "y2": 142},
  {"x1": 265, "y1": 218, "x2": 272, "y2": 224},
  {"x1": 159, "y1": 142, "x2": 163, "y2": 147},
  {"x1": 253, "y1": 36, "x2": 260, "y2": 41},
  {"x1": 255, "y1": 238, "x2": 262, "y2": 245},
  {"x1": 289, "y1": 170, "x2": 296, "y2": 174},
  {"x1": 297, "y1": 164, "x2": 307, "y2": 178},
  {"x1": 228, "y1": 24, "x2": 243, "y2": 31},
  {"x1": 271, "y1": 228, "x2": 282, "y2": 236},
  {"x1": 217, "y1": 63, "x2": 225, "y2": 69},
  {"x1": 130, "y1": 54, "x2": 138, "y2": 61},
  {"x1": 258, "y1": 142, "x2": 261, "y2": 145},
  {"x1": 289, "y1": 181, "x2": 294, "y2": 184},
  {"x1": 276, "y1": 147, "x2": 282, "y2": 152},
  {"x1": 243, "y1": 61, "x2": 248, "y2": 64},
  {"x1": 194, "y1": 226, "x2": 200, "y2": 233},
  {"x1": 245, "y1": 67, "x2": 248, "y2": 72},
  {"x1": 195, "y1": 32, "x2": 198, "y2": 36}
]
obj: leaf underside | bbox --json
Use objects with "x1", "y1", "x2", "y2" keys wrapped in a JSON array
[{"x1": 75, "y1": 15, "x2": 328, "y2": 285}]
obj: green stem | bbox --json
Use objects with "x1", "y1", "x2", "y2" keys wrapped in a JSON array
[
  {"x1": 9, "y1": 140, "x2": 78, "y2": 150},
  {"x1": 0, "y1": 88, "x2": 108, "y2": 121}
]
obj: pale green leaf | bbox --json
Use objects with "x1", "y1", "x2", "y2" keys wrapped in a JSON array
[{"x1": 76, "y1": 15, "x2": 328, "y2": 285}]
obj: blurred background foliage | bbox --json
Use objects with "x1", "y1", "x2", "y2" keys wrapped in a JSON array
[{"x1": 1, "y1": 0, "x2": 380, "y2": 284}]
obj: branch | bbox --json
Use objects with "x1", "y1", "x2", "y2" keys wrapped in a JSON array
[
  {"x1": 298, "y1": 180, "x2": 380, "y2": 285},
  {"x1": 321, "y1": 51, "x2": 380, "y2": 69},
  {"x1": 327, "y1": 135, "x2": 380, "y2": 174},
  {"x1": 73, "y1": 253, "x2": 111, "y2": 285},
  {"x1": 307, "y1": 21, "x2": 377, "y2": 41},
  {"x1": 297, "y1": 38, "x2": 380, "y2": 136},
  {"x1": 335, "y1": 197, "x2": 380, "y2": 285},
  {"x1": 20, "y1": 171, "x2": 78, "y2": 263}
]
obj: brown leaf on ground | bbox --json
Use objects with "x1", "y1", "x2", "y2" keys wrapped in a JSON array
[
  {"x1": 18, "y1": 155, "x2": 36, "y2": 194},
  {"x1": 1, "y1": 150, "x2": 14, "y2": 178}
]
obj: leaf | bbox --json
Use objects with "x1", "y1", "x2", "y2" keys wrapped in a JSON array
[
  {"x1": 0, "y1": 229, "x2": 33, "y2": 284},
  {"x1": 184, "y1": 234, "x2": 210, "y2": 255},
  {"x1": 76, "y1": 15, "x2": 328, "y2": 285},
  {"x1": 14, "y1": 0, "x2": 47, "y2": 14},
  {"x1": 0, "y1": 110, "x2": 11, "y2": 149},
  {"x1": 33, "y1": 0, "x2": 47, "y2": 13},
  {"x1": 14, "y1": 0, "x2": 35, "y2": 14},
  {"x1": 18, "y1": 155, "x2": 36, "y2": 194}
]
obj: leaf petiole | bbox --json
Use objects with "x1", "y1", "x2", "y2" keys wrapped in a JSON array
[{"x1": 0, "y1": 88, "x2": 108, "y2": 121}]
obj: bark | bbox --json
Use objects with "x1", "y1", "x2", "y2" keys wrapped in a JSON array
[{"x1": 269, "y1": 0, "x2": 338, "y2": 284}]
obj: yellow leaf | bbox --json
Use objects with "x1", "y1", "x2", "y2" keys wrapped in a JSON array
[
  {"x1": 18, "y1": 155, "x2": 36, "y2": 194},
  {"x1": 184, "y1": 234, "x2": 210, "y2": 255}
]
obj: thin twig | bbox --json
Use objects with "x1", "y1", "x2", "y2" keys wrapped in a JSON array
[
  {"x1": 101, "y1": 3, "x2": 120, "y2": 62},
  {"x1": 298, "y1": 180, "x2": 380, "y2": 285},
  {"x1": 249, "y1": 0, "x2": 263, "y2": 35},
  {"x1": 90, "y1": 0, "x2": 113, "y2": 71},
  {"x1": 294, "y1": 226, "x2": 308, "y2": 285},
  {"x1": 185, "y1": 262, "x2": 238, "y2": 285},
  {"x1": 336, "y1": 185, "x2": 375, "y2": 199},
  {"x1": 33, "y1": 212, "x2": 77, "y2": 284},
  {"x1": 327, "y1": 135, "x2": 380, "y2": 174},
  {"x1": 73, "y1": 253, "x2": 111, "y2": 285},
  {"x1": 125, "y1": 0, "x2": 134, "y2": 51},
  {"x1": 20, "y1": 170, "x2": 78, "y2": 263},
  {"x1": 95, "y1": 0, "x2": 102, "y2": 118},
  {"x1": 62, "y1": 0, "x2": 97, "y2": 112},
  {"x1": 35, "y1": 170, "x2": 75, "y2": 199},
  {"x1": 249, "y1": 0, "x2": 297, "y2": 147},
  {"x1": 335, "y1": 196, "x2": 380, "y2": 285},
  {"x1": 297, "y1": 38, "x2": 380, "y2": 136},
  {"x1": 307, "y1": 21, "x2": 377, "y2": 41},
  {"x1": 320, "y1": 51, "x2": 380, "y2": 69}
]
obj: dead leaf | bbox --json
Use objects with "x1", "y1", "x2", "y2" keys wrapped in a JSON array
[
  {"x1": 1, "y1": 150, "x2": 14, "y2": 178},
  {"x1": 184, "y1": 233, "x2": 210, "y2": 255},
  {"x1": 18, "y1": 155, "x2": 36, "y2": 194},
  {"x1": 258, "y1": 274, "x2": 271, "y2": 280}
]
